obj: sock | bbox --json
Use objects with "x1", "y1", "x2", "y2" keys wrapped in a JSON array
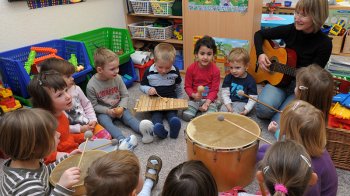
[
  {"x1": 137, "y1": 160, "x2": 158, "y2": 196},
  {"x1": 153, "y1": 123, "x2": 168, "y2": 139}
]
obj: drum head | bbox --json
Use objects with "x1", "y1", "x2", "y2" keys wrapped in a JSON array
[
  {"x1": 186, "y1": 112, "x2": 261, "y2": 149},
  {"x1": 50, "y1": 150, "x2": 107, "y2": 188},
  {"x1": 78, "y1": 139, "x2": 116, "y2": 152}
]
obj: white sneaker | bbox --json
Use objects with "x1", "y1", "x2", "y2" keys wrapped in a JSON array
[
  {"x1": 119, "y1": 135, "x2": 138, "y2": 151},
  {"x1": 140, "y1": 120, "x2": 154, "y2": 144}
]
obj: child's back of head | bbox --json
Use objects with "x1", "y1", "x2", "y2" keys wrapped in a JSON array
[
  {"x1": 39, "y1": 58, "x2": 75, "y2": 76},
  {"x1": 27, "y1": 70, "x2": 68, "y2": 113},
  {"x1": 295, "y1": 64, "x2": 333, "y2": 120},
  {"x1": 162, "y1": 160, "x2": 218, "y2": 196},
  {"x1": 0, "y1": 108, "x2": 58, "y2": 160},
  {"x1": 280, "y1": 100, "x2": 326, "y2": 157},
  {"x1": 93, "y1": 47, "x2": 119, "y2": 69},
  {"x1": 84, "y1": 150, "x2": 140, "y2": 196},
  {"x1": 259, "y1": 139, "x2": 316, "y2": 196}
]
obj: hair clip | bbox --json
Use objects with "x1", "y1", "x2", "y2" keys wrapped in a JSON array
[
  {"x1": 38, "y1": 79, "x2": 43, "y2": 86},
  {"x1": 263, "y1": 166, "x2": 270, "y2": 174},
  {"x1": 298, "y1": 85, "x2": 308, "y2": 90},
  {"x1": 300, "y1": 154, "x2": 312, "y2": 167},
  {"x1": 275, "y1": 184, "x2": 288, "y2": 194},
  {"x1": 292, "y1": 101, "x2": 300, "y2": 110}
]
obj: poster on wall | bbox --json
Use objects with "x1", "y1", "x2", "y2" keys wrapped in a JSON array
[
  {"x1": 194, "y1": 36, "x2": 249, "y2": 76},
  {"x1": 326, "y1": 10, "x2": 350, "y2": 29},
  {"x1": 188, "y1": 0, "x2": 248, "y2": 13},
  {"x1": 27, "y1": 0, "x2": 85, "y2": 9}
]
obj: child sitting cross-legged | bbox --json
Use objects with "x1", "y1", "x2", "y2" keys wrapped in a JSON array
[
  {"x1": 86, "y1": 48, "x2": 154, "y2": 150},
  {"x1": 84, "y1": 150, "x2": 162, "y2": 196}
]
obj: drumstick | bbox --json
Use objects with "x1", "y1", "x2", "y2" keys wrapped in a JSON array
[
  {"x1": 155, "y1": 92, "x2": 168, "y2": 103},
  {"x1": 77, "y1": 131, "x2": 93, "y2": 168},
  {"x1": 237, "y1": 90, "x2": 282, "y2": 113},
  {"x1": 90, "y1": 139, "x2": 118, "y2": 150},
  {"x1": 217, "y1": 115, "x2": 272, "y2": 144}
]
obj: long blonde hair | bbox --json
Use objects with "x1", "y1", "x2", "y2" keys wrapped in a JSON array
[
  {"x1": 295, "y1": 0, "x2": 329, "y2": 33},
  {"x1": 280, "y1": 100, "x2": 327, "y2": 157}
]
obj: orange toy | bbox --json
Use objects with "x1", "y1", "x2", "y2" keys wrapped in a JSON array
[
  {"x1": 30, "y1": 46, "x2": 58, "y2": 54},
  {"x1": 34, "y1": 54, "x2": 63, "y2": 65}
]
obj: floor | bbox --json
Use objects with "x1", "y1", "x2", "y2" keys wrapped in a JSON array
[{"x1": 0, "y1": 81, "x2": 349, "y2": 196}]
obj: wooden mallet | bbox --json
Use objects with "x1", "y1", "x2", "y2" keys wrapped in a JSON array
[
  {"x1": 217, "y1": 115, "x2": 272, "y2": 144},
  {"x1": 237, "y1": 90, "x2": 282, "y2": 113},
  {"x1": 90, "y1": 139, "x2": 119, "y2": 150},
  {"x1": 77, "y1": 130, "x2": 93, "y2": 168}
]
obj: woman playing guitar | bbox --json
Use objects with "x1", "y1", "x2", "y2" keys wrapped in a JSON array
[{"x1": 253, "y1": 0, "x2": 332, "y2": 138}]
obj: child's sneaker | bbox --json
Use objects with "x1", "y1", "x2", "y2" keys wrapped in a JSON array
[
  {"x1": 119, "y1": 135, "x2": 138, "y2": 151},
  {"x1": 153, "y1": 123, "x2": 168, "y2": 139},
  {"x1": 140, "y1": 120, "x2": 154, "y2": 144},
  {"x1": 169, "y1": 117, "x2": 181, "y2": 139}
]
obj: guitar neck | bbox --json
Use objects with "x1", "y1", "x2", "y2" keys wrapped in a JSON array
[{"x1": 271, "y1": 63, "x2": 296, "y2": 77}]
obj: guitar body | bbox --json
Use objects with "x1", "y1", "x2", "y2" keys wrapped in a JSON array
[{"x1": 248, "y1": 40, "x2": 297, "y2": 87}]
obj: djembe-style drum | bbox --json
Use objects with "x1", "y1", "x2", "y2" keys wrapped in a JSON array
[
  {"x1": 185, "y1": 112, "x2": 260, "y2": 191},
  {"x1": 50, "y1": 150, "x2": 107, "y2": 195}
]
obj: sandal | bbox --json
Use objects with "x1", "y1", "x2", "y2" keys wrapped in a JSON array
[{"x1": 145, "y1": 155, "x2": 162, "y2": 189}]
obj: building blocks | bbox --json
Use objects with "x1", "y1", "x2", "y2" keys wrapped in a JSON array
[{"x1": 0, "y1": 83, "x2": 21, "y2": 113}]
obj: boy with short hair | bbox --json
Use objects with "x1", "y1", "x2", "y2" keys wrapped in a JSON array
[
  {"x1": 86, "y1": 48, "x2": 154, "y2": 150},
  {"x1": 220, "y1": 47, "x2": 257, "y2": 115},
  {"x1": 140, "y1": 43, "x2": 182, "y2": 139}
]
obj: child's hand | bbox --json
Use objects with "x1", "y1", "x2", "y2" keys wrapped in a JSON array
[
  {"x1": 107, "y1": 109, "x2": 118, "y2": 118},
  {"x1": 148, "y1": 88, "x2": 157, "y2": 96},
  {"x1": 199, "y1": 102, "x2": 209, "y2": 112},
  {"x1": 69, "y1": 149, "x2": 82, "y2": 156},
  {"x1": 192, "y1": 92, "x2": 202, "y2": 101},
  {"x1": 80, "y1": 125, "x2": 90, "y2": 133},
  {"x1": 225, "y1": 104, "x2": 233, "y2": 112},
  {"x1": 58, "y1": 167, "x2": 81, "y2": 189},
  {"x1": 240, "y1": 109, "x2": 249, "y2": 116},
  {"x1": 88, "y1": 121, "x2": 97, "y2": 129},
  {"x1": 114, "y1": 107, "x2": 124, "y2": 118},
  {"x1": 268, "y1": 121, "x2": 278, "y2": 133}
]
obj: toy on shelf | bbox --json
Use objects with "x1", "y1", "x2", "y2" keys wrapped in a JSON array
[
  {"x1": 173, "y1": 19, "x2": 183, "y2": 40},
  {"x1": 68, "y1": 54, "x2": 84, "y2": 72},
  {"x1": 329, "y1": 20, "x2": 346, "y2": 36},
  {"x1": 0, "y1": 83, "x2": 22, "y2": 114}
]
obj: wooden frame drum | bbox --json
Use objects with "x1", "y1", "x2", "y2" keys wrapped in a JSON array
[
  {"x1": 185, "y1": 112, "x2": 260, "y2": 191},
  {"x1": 50, "y1": 150, "x2": 107, "y2": 196}
]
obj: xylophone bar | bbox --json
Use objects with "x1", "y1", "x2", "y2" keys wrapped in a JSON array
[{"x1": 134, "y1": 95, "x2": 188, "y2": 112}]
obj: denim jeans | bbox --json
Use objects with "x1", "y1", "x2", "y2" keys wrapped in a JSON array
[
  {"x1": 97, "y1": 109, "x2": 140, "y2": 140},
  {"x1": 256, "y1": 84, "x2": 295, "y2": 123},
  {"x1": 151, "y1": 110, "x2": 177, "y2": 125}
]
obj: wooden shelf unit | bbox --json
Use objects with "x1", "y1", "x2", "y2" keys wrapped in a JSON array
[{"x1": 131, "y1": 37, "x2": 183, "y2": 45}]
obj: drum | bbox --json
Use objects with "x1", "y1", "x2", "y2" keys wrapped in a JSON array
[
  {"x1": 50, "y1": 150, "x2": 107, "y2": 195},
  {"x1": 185, "y1": 112, "x2": 260, "y2": 191},
  {"x1": 78, "y1": 139, "x2": 117, "y2": 152}
]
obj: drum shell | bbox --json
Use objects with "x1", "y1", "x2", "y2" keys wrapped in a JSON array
[
  {"x1": 50, "y1": 150, "x2": 107, "y2": 196},
  {"x1": 185, "y1": 112, "x2": 260, "y2": 191}
]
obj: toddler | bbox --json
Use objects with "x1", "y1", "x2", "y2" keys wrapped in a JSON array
[
  {"x1": 183, "y1": 35, "x2": 221, "y2": 121},
  {"x1": 220, "y1": 47, "x2": 257, "y2": 115},
  {"x1": 140, "y1": 43, "x2": 182, "y2": 139}
]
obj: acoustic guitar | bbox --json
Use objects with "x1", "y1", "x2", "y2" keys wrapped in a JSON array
[{"x1": 248, "y1": 40, "x2": 297, "y2": 87}]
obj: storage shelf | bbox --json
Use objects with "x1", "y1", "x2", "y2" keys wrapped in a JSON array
[
  {"x1": 128, "y1": 13, "x2": 182, "y2": 19},
  {"x1": 131, "y1": 37, "x2": 183, "y2": 45}
]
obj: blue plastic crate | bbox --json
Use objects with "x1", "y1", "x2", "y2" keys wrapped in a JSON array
[
  {"x1": 174, "y1": 54, "x2": 184, "y2": 70},
  {"x1": 119, "y1": 59, "x2": 137, "y2": 88},
  {"x1": 0, "y1": 40, "x2": 93, "y2": 98}
]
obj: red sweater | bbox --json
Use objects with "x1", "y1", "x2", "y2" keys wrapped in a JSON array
[
  {"x1": 44, "y1": 112, "x2": 84, "y2": 164},
  {"x1": 184, "y1": 61, "x2": 220, "y2": 101}
]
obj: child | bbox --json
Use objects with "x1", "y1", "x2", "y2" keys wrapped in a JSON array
[
  {"x1": 39, "y1": 58, "x2": 111, "y2": 140},
  {"x1": 84, "y1": 150, "x2": 162, "y2": 196},
  {"x1": 222, "y1": 140, "x2": 318, "y2": 196},
  {"x1": 269, "y1": 64, "x2": 334, "y2": 139},
  {"x1": 162, "y1": 160, "x2": 218, "y2": 196},
  {"x1": 28, "y1": 70, "x2": 84, "y2": 164},
  {"x1": 220, "y1": 47, "x2": 257, "y2": 115},
  {"x1": 86, "y1": 48, "x2": 154, "y2": 149},
  {"x1": 259, "y1": 101, "x2": 338, "y2": 196},
  {"x1": 0, "y1": 108, "x2": 81, "y2": 195},
  {"x1": 140, "y1": 43, "x2": 182, "y2": 139},
  {"x1": 183, "y1": 35, "x2": 221, "y2": 122}
]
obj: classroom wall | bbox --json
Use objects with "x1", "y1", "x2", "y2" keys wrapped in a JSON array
[{"x1": 0, "y1": 0, "x2": 126, "y2": 52}]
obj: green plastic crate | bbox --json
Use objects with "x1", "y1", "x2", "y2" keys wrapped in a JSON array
[{"x1": 63, "y1": 27, "x2": 135, "y2": 67}]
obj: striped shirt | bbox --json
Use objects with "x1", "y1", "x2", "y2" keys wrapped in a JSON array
[{"x1": 1, "y1": 156, "x2": 74, "y2": 196}]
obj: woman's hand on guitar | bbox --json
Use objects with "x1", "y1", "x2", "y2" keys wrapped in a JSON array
[{"x1": 258, "y1": 54, "x2": 271, "y2": 72}]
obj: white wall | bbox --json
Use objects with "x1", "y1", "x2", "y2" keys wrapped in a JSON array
[{"x1": 0, "y1": 0, "x2": 126, "y2": 52}]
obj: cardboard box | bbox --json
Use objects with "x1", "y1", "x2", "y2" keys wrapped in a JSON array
[
  {"x1": 342, "y1": 30, "x2": 350, "y2": 54},
  {"x1": 329, "y1": 34, "x2": 345, "y2": 54}
]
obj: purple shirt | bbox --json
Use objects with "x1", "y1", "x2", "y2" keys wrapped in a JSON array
[{"x1": 257, "y1": 146, "x2": 338, "y2": 196}]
